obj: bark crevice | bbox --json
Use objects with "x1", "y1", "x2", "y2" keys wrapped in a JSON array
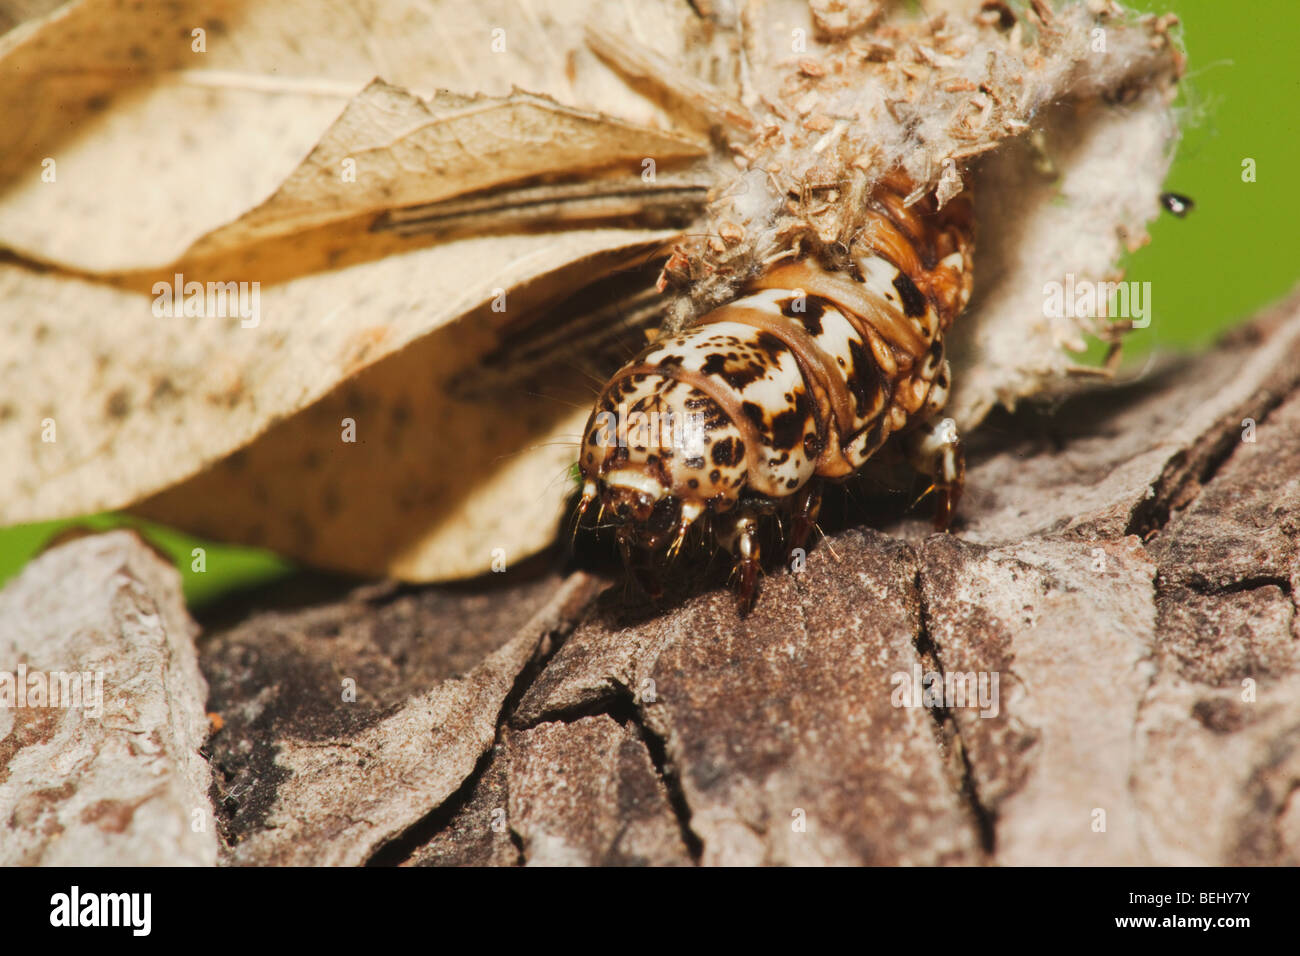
[{"x1": 911, "y1": 563, "x2": 998, "y2": 857}]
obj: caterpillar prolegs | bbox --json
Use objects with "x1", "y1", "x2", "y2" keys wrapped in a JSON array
[{"x1": 578, "y1": 176, "x2": 975, "y2": 611}]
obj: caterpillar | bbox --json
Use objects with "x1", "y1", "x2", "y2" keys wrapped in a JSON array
[{"x1": 577, "y1": 172, "x2": 975, "y2": 611}]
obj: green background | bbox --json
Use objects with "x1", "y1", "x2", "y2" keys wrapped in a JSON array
[{"x1": 2, "y1": 0, "x2": 1297, "y2": 608}]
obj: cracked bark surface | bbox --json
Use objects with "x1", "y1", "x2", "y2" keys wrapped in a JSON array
[
  {"x1": 7, "y1": 291, "x2": 1299, "y2": 866},
  {"x1": 0, "y1": 531, "x2": 216, "y2": 865}
]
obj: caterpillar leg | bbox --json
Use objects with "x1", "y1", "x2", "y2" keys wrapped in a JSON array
[
  {"x1": 734, "y1": 514, "x2": 762, "y2": 615},
  {"x1": 617, "y1": 530, "x2": 664, "y2": 601},
  {"x1": 904, "y1": 415, "x2": 965, "y2": 531},
  {"x1": 716, "y1": 509, "x2": 763, "y2": 615},
  {"x1": 786, "y1": 479, "x2": 823, "y2": 563}
]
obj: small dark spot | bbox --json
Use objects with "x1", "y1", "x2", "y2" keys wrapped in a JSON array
[
  {"x1": 149, "y1": 376, "x2": 179, "y2": 406},
  {"x1": 688, "y1": 478, "x2": 699, "y2": 489},
  {"x1": 755, "y1": 331, "x2": 787, "y2": 361},
  {"x1": 781, "y1": 294, "x2": 827, "y2": 333},
  {"x1": 711, "y1": 436, "x2": 744, "y2": 467},
  {"x1": 709, "y1": 469, "x2": 721, "y2": 483},
  {"x1": 769, "y1": 408, "x2": 805, "y2": 450},
  {"x1": 705, "y1": 350, "x2": 768, "y2": 391},
  {"x1": 893, "y1": 273, "x2": 927, "y2": 318},
  {"x1": 801, "y1": 298, "x2": 828, "y2": 335},
  {"x1": 104, "y1": 388, "x2": 131, "y2": 419},
  {"x1": 1191, "y1": 698, "x2": 1250, "y2": 734},
  {"x1": 207, "y1": 379, "x2": 244, "y2": 408}
]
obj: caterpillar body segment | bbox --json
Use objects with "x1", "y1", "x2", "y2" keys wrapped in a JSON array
[{"x1": 578, "y1": 178, "x2": 975, "y2": 611}]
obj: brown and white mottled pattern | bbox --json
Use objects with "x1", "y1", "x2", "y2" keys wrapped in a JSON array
[{"x1": 579, "y1": 174, "x2": 975, "y2": 610}]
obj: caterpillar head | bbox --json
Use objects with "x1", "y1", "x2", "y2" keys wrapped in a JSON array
[{"x1": 577, "y1": 370, "x2": 747, "y2": 549}]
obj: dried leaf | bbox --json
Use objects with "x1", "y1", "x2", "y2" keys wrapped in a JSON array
[
  {"x1": 0, "y1": 229, "x2": 675, "y2": 557},
  {"x1": 182, "y1": 80, "x2": 706, "y2": 263},
  {"x1": 0, "y1": 1, "x2": 708, "y2": 578},
  {"x1": 0, "y1": 0, "x2": 710, "y2": 271}
]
